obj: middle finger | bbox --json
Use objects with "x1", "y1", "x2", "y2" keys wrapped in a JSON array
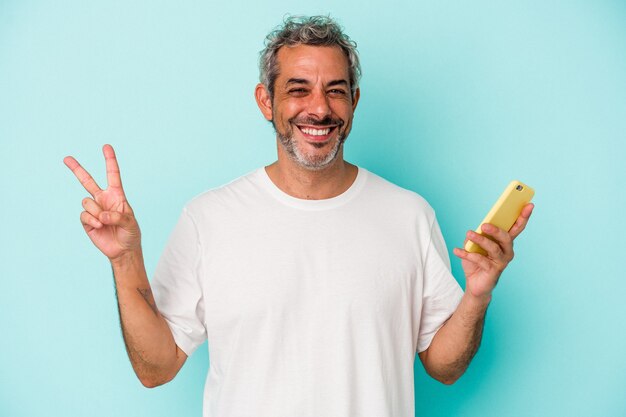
[
  {"x1": 467, "y1": 230, "x2": 504, "y2": 260},
  {"x1": 480, "y1": 224, "x2": 514, "y2": 260}
]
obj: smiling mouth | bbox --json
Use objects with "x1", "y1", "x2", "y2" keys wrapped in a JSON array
[
  {"x1": 295, "y1": 125, "x2": 338, "y2": 142},
  {"x1": 299, "y1": 126, "x2": 333, "y2": 135}
]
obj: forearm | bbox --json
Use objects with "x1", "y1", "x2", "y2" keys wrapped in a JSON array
[
  {"x1": 420, "y1": 293, "x2": 490, "y2": 384},
  {"x1": 111, "y1": 249, "x2": 183, "y2": 387}
]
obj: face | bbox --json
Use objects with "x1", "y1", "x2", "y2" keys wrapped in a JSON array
[{"x1": 256, "y1": 45, "x2": 360, "y2": 170}]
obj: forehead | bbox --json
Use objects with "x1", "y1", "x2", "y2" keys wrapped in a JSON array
[{"x1": 275, "y1": 44, "x2": 350, "y2": 82}]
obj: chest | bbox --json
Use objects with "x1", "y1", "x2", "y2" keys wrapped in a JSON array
[{"x1": 198, "y1": 210, "x2": 425, "y2": 331}]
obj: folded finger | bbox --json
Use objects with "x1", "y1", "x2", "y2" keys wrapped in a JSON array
[
  {"x1": 64, "y1": 156, "x2": 102, "y2": 197},
  {"x1": 480, "y1": 224, "x2": 514, "y2": 260},
  {"x1": 82, "y1": 197, "x2": 103, "y2": 218},
  {"x1": 80, "y1": 211, "x2": 103, "y2": 230},
  {"x1": 468, "y1": 230, "x2": 504, "y2": 259},
  {"x1": 454, "y1": 247, "x2": 492, "y2": 270}
]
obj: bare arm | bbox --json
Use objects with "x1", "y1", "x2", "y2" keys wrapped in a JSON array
[
  {"x1": 418, "y1": 293, "x2": 489, "y2": 384},
  {"x1": 64, "y1": 145, "x2": 186, "y2": 387},
  {"x1": 111, "y1": 248, "x2": 187, "y2": 388},
  {"x1": 419, "y1": 204, "x2": 534, "y2": 384}
]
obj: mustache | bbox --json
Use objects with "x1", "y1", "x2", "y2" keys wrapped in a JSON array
[{"x1": 289, "y1": 116, "x2": 344, "y2": 127}]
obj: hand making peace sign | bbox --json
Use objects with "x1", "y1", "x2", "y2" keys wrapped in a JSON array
[{"x1": 64, "y1": 145, "x2": 141, "y2": 261}]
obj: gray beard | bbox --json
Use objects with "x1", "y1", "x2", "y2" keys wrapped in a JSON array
[{"x1": 276, "y1": 125, "x2": 347, "y2": 171}]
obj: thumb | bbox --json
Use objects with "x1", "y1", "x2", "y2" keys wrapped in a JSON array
[{"x1": 99, "y1": 211, "x2": 136, "y2": 229}]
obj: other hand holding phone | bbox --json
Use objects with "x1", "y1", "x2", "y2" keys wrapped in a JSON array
[{"x1": 453, "y1": 181, "x2": 535, "y2": 303}]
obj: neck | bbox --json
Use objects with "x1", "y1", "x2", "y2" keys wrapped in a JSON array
[{"x1": 265, "y1": 148, "x2": 358, "y2": 200}]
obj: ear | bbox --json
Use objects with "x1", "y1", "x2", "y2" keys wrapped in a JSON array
[
  {"x1": 351, "y1": 87, "x2": 360, "y2": 112},
  {"x1": 255, "y1": 83, "x2": 273, "y2": 121}
]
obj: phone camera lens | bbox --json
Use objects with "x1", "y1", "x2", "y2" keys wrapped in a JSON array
[{"x1": 516, "y1": 185, "x2": 523, "y2": 191}]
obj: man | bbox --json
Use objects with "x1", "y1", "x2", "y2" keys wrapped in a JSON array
[{"x1": 64, "y1": 15, "x2": 533, "y2": 417}]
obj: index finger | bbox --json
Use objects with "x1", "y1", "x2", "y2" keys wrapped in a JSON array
[
  {"x1": 63, "y1": 156, "x2": 103, "y2": 197},
  {"x1": 103, "y1": 144, "x2": 123, "y2": 189},
  {"x1": 509, "y1": 203, "x2": 534, "y2": 240}
]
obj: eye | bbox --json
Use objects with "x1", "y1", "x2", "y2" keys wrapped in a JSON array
[
  {"x1": 288, "y1": 88, "x2": 308, "y2": 96},
  {"x1": 328, "y1": 89, "x2": 347, "y2": 96}
]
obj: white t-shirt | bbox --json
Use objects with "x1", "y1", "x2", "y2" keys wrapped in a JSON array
[{"x1": 152, "y1": 167, "x2": 463, "y2": 417}]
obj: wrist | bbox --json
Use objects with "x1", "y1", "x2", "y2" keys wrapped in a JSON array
[
  {"x1": 110, "y1": 248, "x2": 144, "y2": 271},
  {"x1": 463, "y1": 291, "x2": 492, "y2": 312}
]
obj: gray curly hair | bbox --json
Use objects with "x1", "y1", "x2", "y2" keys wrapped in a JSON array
[{"x1": 259, "y1": 15, "x2": 361, "y2": 101}]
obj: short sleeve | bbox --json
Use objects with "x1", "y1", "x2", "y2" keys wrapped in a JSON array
[
  {"x1": 151, "y1": 208, "x2": 207, "y2": 357},
  {"x1": 417, "y1": 215, "x2": 464, "y2": 353}
]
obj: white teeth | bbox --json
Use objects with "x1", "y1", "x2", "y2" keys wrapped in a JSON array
[{"x1": 301, "y1": 127, "x2": 330, "y2": 136}]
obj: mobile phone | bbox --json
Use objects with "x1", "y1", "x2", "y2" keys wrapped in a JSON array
[{"x1": 464, "y1": 180, "x2": 535, "y2": 255}]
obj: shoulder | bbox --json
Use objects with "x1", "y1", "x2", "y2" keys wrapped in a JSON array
[
  {"x1": 360, "y1": 168, "x2": 435, "y2": 219},
  {"x1": 183, "y1": 168, "x2": 268, "y2": 217}
]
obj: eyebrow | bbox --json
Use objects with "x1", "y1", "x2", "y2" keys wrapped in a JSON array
[
  {"x1": 327, "y1": 79, "x2": 349, "y2": 88},
  {"x1": 285, "y1": 78, "x2": 349, "y2": 88},
  {"x1": 285, "y1": 78, "x2": 309, "y2": 86}
]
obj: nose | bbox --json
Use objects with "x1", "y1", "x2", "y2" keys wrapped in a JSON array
[{"x1": 306, "y1": 88, "x2": 332, "y2": 120}]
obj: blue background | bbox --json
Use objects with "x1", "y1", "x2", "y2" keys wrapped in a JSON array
[{"x1": 1, "y1": 1, "x2": 625, "y2": 416}]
